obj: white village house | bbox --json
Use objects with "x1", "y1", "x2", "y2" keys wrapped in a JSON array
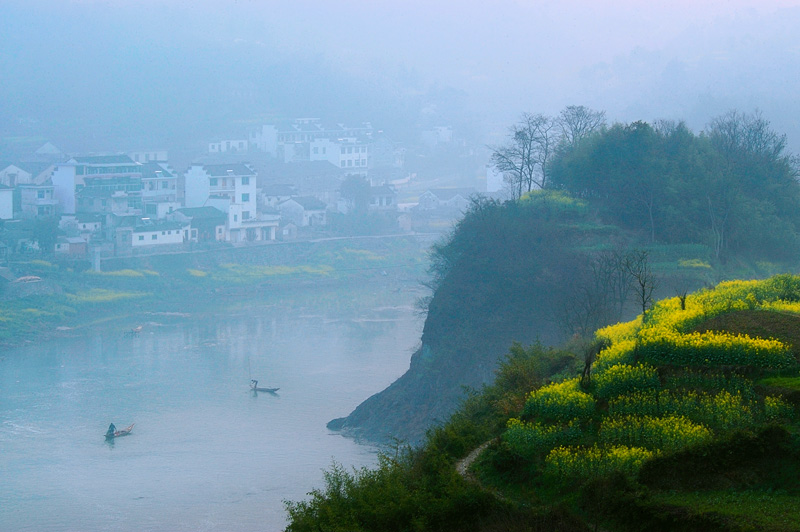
[{"x1": 184, "y1": 163, "x2": 278, "y2": 242}]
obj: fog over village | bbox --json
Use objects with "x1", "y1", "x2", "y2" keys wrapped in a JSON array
[{"x1": 3, "y1": 1, "x2": 800, "y2": 531}]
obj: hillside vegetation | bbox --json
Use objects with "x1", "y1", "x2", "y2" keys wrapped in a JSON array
[
  {"x1": 287, "y1": 275, "x2": 800, "y2": 531},
  {"x1": 331, "y1": 110, "x2": 800, "y2": 445}
]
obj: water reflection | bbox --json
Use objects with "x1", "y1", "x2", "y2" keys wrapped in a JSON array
[{"x1": 0, "y1": 287, "x2": 422, "y2": 531}]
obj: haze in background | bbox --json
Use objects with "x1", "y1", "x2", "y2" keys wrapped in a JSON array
[{"x1": 2, "y1": 0, "x2": 799, "y2": 151}]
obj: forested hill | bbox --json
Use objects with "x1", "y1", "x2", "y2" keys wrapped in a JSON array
[{"x1": 328, "y1": 109, "x2": 800, "y2": 445}]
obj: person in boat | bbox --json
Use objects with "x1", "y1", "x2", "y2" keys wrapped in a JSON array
[
  {"x1": 251, "y1": 379, "x2": 258, "y2": 390},
  {"x1": 106, "y1": 423, "x2": 116, "y2": 437}
]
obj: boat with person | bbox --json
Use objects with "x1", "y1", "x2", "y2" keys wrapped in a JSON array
[
  {"x1": 250, "y1": 379, "x2": 279, "y2": 393},
  {"x1": 105, "y1": 423, "x2": 134, "y2": 439}
]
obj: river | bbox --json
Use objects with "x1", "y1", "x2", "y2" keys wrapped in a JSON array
[{"x1": 0, "y1": 284, "x2": 423, "y2": 531}]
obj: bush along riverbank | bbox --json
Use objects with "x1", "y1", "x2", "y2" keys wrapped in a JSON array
[{"x1": 286, "y1": 275, "x2": 800, "y2": 532}]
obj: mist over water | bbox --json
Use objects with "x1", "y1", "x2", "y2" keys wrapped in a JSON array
[{"x1": 0, "y1": 289, "x2": 422, "y2": 531}]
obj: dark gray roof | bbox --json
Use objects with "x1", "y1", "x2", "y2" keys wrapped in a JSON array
[
  {"x1": 427, "y1": 187, "x2": 478, "y2": 201},
  {"x1": 175, "y1": 206, "x2": 226, "y2": 220},
  {"x1": 140, "y1": 162, "x2": 174, "y2": 179},
  {"x1": 73, "y1": 154, "x2": 136, "y2": 165},
  {"x1": 6, "y1": 161, "x2": 52, "y2": 176},
  {"x1": 370, "y1": 185, "x2": 396, "y2": 195},
  {"x1": 262, "y1": 184, "x2": 297, "y2": 196},
  {"x1": 75, "y1": 213, "x2": 103, "y2": 223},
  {"x1": 133, "y1": 221, "x2": 185, "y2": 233},
  {"x1": 260, "y1": 160, "x2": 343, "y2": 179},
  {"x1": 289, "y1": 196, "x2": 327, "y2": 210},
  {"x1": 201, "y1": 163, "x2": 255, "y2": 177}
]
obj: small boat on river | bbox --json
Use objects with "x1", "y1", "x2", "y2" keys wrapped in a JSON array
[
  {"x1": 250, "y1": 379, "x2": 279, "y2": 393},
  {"x1": 105, "y1": 423, "x2": 134, "y2": 439}
]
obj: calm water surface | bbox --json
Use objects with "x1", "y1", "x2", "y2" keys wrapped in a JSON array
[{"x1": 0, "y1": 287, "x2": 422, "y2": 531}]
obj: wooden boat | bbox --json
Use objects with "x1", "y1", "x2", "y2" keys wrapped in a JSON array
[
  {"x1": 123, "y1": 326, "x2": 142, "y2": 338},
  {"x1": 105, "y1": 423, "x2": 134, "y2": 439},
  {"x1": 250, "y1": 380, "x2": 279, "y2": 393}
]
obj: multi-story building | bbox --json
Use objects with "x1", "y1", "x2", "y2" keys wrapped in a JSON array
[
  {"x1": 55, "y1": 155, "x2": 143, "y2": 216},
  {"x1": 141, "y1": 162, "x2": 179, "y2": 219},
  {"x1": 250, "y1": 118, "x2": 374, "y2": 161},
  {"x1": 208, "y1": 139, "x2": 248, "y2": 154},
  {"x1": 19, "y1": 184, "x2": 58, "y2": 218},
  {"x1": 310, "y1": 138, "x2": 370, "y2": 175},
  {"x1": 129, "y1": 150, "x2": 168, "y2": 163},
  {"x1": 0, "y1": 185, "x2": 12, "y2": 219},
  {"x1": 184, "y1": 163, "x2": 277, "y2": 242}
]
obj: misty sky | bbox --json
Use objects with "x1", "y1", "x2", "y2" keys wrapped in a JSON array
[{"x1": 2, "y1": 0, "x2": 800, "y2": 151}]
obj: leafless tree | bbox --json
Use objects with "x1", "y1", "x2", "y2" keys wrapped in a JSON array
[
  {"x1": 707, "y1": 109, "x2": 787, "y2": 161},
  {"x1": 491, "y1": 113, "x2": 560, "y2": 198},
  {"x1": 624, "y1": 249, "x2": 658, "y2": 318},
  {"x1": 559, "y1": 247, "x2": 634, "y2": 339},
  {"x1": 557, "y1": 105, "x2": 606, "y2": 150}
]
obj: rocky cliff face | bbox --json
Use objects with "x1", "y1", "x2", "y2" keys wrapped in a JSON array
[{"x1": 329, "y1": 201, "x2": 589, "y2": 444}]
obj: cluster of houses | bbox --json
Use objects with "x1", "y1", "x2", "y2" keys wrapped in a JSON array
[{"x1": 0, "y1": 118, "x2": 485, "y2": 261}]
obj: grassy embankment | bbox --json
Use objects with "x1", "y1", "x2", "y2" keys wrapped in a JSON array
[
  {"x1": 0, "y1": 237, "x2": 428, "y2": 346},
  {"x1": 285, "y1": 274, "x2": 800, "y2": 532}
]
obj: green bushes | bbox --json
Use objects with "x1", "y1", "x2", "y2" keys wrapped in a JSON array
[
  {"x1": 608, "y1": 390, "x2": 755, "y2": 432},
  {"x1": 764, "y1": 396, "x2": 794, "y2": 421},
  {"x1": 545, "y1": 444, "x2": 655, "y2": 478},
  {"x1": 599, "y1": 415, "x2": 713, "y2": 452},
  {"x1": 593, "y1": 363, "x2": 660, "y2": 400},
  {"x1": 503, "y1": 419, "x2": 582, "y2": 460},
  {"x1": 523, "y1": 378, "x2": 595, "y2": 422},
  {"x1": 637, "y1": 329, "x2": 794, "y2": 369}
]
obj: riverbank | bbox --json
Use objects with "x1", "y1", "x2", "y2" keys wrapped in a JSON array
[{"x1": 0, "y1": 234, "x2": 433, "y2": 349}]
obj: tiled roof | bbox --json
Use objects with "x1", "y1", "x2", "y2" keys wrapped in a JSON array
[
  {"x1": 73, "y1": 154, "x2": 136, "y2": 165},
  {"x1": 15, "y1": 161, "x2": 53, "y2": 176},
  {"x1": 175, "y1": 206, "x2": 226, "y2": 219},
  {"x1": 260, "y1": 160, "x2": 343, "y2": 178},
  {"x1": 287, "y1": 196, "x2": 327, "y2": 210},
  {"x1": 427, "y1": 188, "x2": 478, "y2": 201},
  {"x1": 75, "y1": 213, "x2": 103, "y2": 223},
  {"x1": 133, "y1": 221, "x2": 185, "y2": 233},
  {"x1": 140, "y1": 162, "x2": 174, "y2": 178},
  {"x1": 370, "y1": 185, "x2": 396, "y2": 195},
  {"x1": 262, "y1": 184, "x2": 297, "y2": 196},
  {"x1": 201, "y1": 163, "x2": 255, "y2": 177}
]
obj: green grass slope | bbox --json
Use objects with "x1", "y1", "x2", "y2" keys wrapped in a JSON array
[{"x1": 286, "y1": 274, "x2": 800, "y2": 532}]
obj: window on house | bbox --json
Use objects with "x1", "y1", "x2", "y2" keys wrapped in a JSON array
[
  {"x1": 341, "y1": 147, "x2": 346, "y2": 154},
  {"x1": 313, "y1": 147, "x2": 318, "y2": 154},
  {"x1": 243, "y1": 211, "x2": 250, "y2": 220},
  {"x1": 161, "y1": 181, "x2": 169, "y2": 189},
  {"x1": 242, "y1": 193, "x2": 250, "y2": 202},
  {"x1": 241, "y1": 176, "x2": 249, "y2": 185},
  {"x1": 341, "y1": 161, "x2": 346, "y2": 167},
  {"x1": 210, "y1": 178, "x2": 218, "y2": 186},
  {"x1": 152, "y1": 234, "x2": 157, "y2": 240},
  {"x1": 138, "y1": 235, "x2": 144, "y2": 241},
  {"x1": 37, "y1": 190, "x2": 45, "y2": 199},
  {"x1": 234, "y1": 214, "x2": 238, "y2": 222}
]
